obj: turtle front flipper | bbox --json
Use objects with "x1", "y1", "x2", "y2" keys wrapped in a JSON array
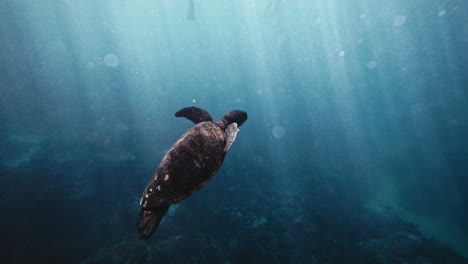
[
  {"x1": 137, "y1": 205, "x2": 170, "y2": 239},
  {"x1": 224, "y1": 122, "x2": 239, "y2": 152},
  {"x1": 175, "y1": 106, "x2": 213, "y2": 124}
]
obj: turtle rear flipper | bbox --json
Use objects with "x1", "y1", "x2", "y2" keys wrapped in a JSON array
[
  {"x1": 137, "y1": 205, "x2": 170, "y2": 239},
  {"x1": 175, "y1": 106, "x2": 212, "y2": 124}
]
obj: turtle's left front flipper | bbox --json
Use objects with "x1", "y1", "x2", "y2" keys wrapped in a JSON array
[
  {"x1": 224, "y1": 122, "x2": 239, "y2": 152},
  {"x1": 175, "y1": 106, "x2": 213, "y2": 124}
]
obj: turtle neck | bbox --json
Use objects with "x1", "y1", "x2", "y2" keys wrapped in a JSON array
[{"x1": 215, "y1": 119, "x2": 229, "y2": 130}]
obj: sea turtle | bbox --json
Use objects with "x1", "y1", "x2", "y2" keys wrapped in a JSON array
[{"x1": 137, "y1": 106, "x2": 248, "y2": 239}]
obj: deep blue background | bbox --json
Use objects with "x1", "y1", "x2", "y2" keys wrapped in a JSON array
[{"x1": 1, "y1": 0, "x2": 467, "y2": 263}]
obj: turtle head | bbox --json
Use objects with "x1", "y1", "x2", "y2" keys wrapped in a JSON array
[{"x1": 221, "y1": 110, "x2": 248, "y2": 127}]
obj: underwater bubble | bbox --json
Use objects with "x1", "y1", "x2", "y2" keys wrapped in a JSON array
[
  {"x1": 438, "y1": 10, "x2": 446, "y2": 16},
  {"x1": 86, "y1": 61, "x2": 96, "y2": 70},
  {"x1": 393, "y1": 15, "x2": 407, "y2": 26},
  {"x1": 367, "y1": 60, "x2": 378, "y2": 69},
  {"x1": 257, "y1": 89, "x2": 264, "y2": 96},
  {"x1": 103, "y1": 54, "x2": 119, "y2": 68},
  {"x1": 272, "y1": 125, "x2": 286, "y2": 138},
  {"x1": 276, "y1": 34, "x2": 285, "y2": 44},
  {"x1": 339, "y1": 51, "x2": 346, "y2": 57}
]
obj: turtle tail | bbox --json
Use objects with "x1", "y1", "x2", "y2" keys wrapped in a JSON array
[{"x1": 137, "y1": 205, "x2": 170, "y2": 240}]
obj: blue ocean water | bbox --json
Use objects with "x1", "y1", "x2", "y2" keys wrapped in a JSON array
[{"x1": 1, "y1": 0, "x2": 467, "y2": 263}]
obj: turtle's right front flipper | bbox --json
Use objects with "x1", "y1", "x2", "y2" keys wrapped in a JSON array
[
  {"x1": 137, "y1": 205, "x2": 170, "y2": 239},
  {"x1": 175, "y1": 106, "x2": 213, "y2": 124},
  {"x1": 224, "y1": 122, "x2": 239, "y2": 152}
]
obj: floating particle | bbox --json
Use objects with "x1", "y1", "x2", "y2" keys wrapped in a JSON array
[
  {"x1": 86, "y1": 61, "x2": 95, "y2": 69},
  {"x1": 192, "y1": 99, "x2": 196, "y2": 103},
  {"x1": 257, "y1": 89, "x2": 264, "y2": 96},
  {"x1": 438, "y1": 10, "x2": 446, "y2": 16},
  {"x1": 276, "y1": 35, "x2": 285, "y2": 44},
  {"x1": 393, "y1": 15, "x2": 407, "y2": 27},
  {"x1": 272, "y1": 125, "x2": 286, "y2": 138},
  {"x1": 367, "y1": 60, "x2": 377, "y2": 69},
  {"x1": 103, "y1": 54, "x2": 119, "y2": 68},
  {"x1": 339, "y1": 51, "x2": 345, "y2": 56}
]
